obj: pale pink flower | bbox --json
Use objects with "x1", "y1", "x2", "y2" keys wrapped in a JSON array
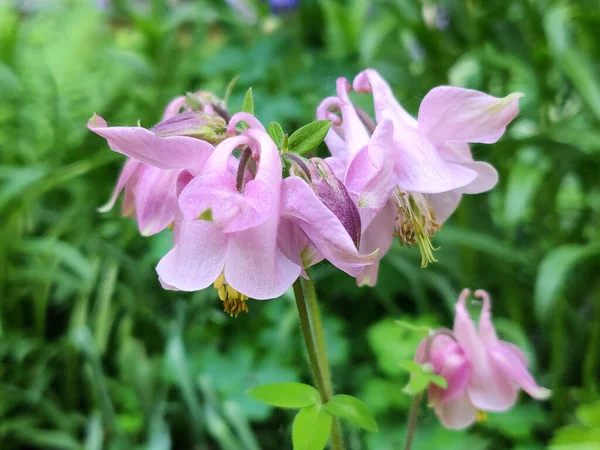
[
  {"x1": 156, "y1": 117, "x2": 301, "y2": 304},
  {"x1": 89, "y1": 93, "x2": 226, "y2": 236},
  {"x1": 281, "y1": 155, "x2": 379, "y2": 277},
  {"x1": 317, "y1": 69, "x2": 522, "y2": 284},
  {"x1": 416, "y1": 289, "x2": 551, "y2": 429}
]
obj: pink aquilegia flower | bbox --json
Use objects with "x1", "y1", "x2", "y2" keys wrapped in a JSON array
[
  {"x1": 88, "y1": 92, "x2": 227, "y2": 235},
  {"x1": 156, "y1": 113, "x2": 378, "y2": 315},
  {"x1": 415, "y1": 289, "x2": 551, "y2": 429},
  {"x1": 317, "y1": 69, "x2": 522, "y2": 285},
  {"x1": 281, "y1": 154, "x2": 379, "y2": 277},
  {"x1": 156, "y1": 116, "x2": 302, "y2": 314}
]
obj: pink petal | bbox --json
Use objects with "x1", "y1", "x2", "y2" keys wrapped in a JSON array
[
  {"x1": 88, "y1": 114, "x2": 213, "y2": 170},
  {"x1": 162, "y1": 95, "x2": 187, "y2": 120},
  {"x1": 392, "y1": 126, "x2": 478, "y2": 194},
  {"x1": 281, "y1": 177, "x2": 378, "y2": 277},
  {"x1": 178, "y1": 172, "x2": 272, "y2": 233},
  {"x1": 417, "y1": 87, "x2": 523, "y2": 144},
  {"x1": 434, "y1": 390, "x2": 476, "y2": 430},
  {"x1": 336, "y1": 78, "x2": 370, "y2": 159},
  {"x1": 224, "y1": 227, "x2": 301, "y2": 300},
  {"x1": 345, "y1": 120, "x2": 397, "y2": 211},
  {"x1": 228, "y1": 112, "x2": 266, "y2": 133},
  {"x1": 98, "y1": 158, "x2": 140, "y2": 213},
  {"x1": 429, "y1": 338, "x2": 471, "y2": 403},
  {"x1": 355, "y1": 201, "x2": 395, "y2": 286},
  {"x1": 425, "y1": 190, "x2": 462, "y2": 225},
  {"x1": 434, "y1": 142, "x2": 498, "y2": 194},
  {"x1": 490, "y1": 342, "x2": 551, "y2": 400},
  {"x1": 133, "y1": 166, "x2": 180, "y2": 236},
  {"x1": 453, "y1": 290, "x2": 517, "y2": 411},
  {"x1": 317, "y1": 97, "x2": 347, "y2": 159},
  {"x1": 352, "y1": 69, "x2": 418, "y2": 132},
  {"x1": 475, "y1": 289, "x2": 499, "y2": 346},
  {"x1": 356, "y1": 263, "x2": 379, "y2": 287},
  {"x1": 457, "y1": 161, "x2": 498, "y2": 194},
  {"x1": 156, "y1": 220, "x2": 227, "y2": 291}
]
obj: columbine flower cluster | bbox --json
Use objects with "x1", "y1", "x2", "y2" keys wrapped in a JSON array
[
  {"x1": 90, "y1": 70, "x2": 521, "y2": 309},
  {"x1": 414, "y1": 289, "x2": 551, "y2": 429},
  {"x1": 89, "y1": 69, "x2": 547, "y2": 432}
]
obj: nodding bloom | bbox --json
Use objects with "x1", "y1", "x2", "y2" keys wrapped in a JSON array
[
  {"x1": 317, "y1": 69, "x2": 522, "y2": 284},
  {"x1": 156, "y1": 115, "x2": 302, "y2": 315},
  {"x1": 88, "y1": 92, "x2": 227, "y2": 236},
  {"x1": 415, "y1": 289, "x2": 551, "y2": 430},
  {"x1": 155, "y1": 113, "x2": 378, "y2": 315},
  {"x1": 281, "y1": 154, "x2": 378, "y2": 277}
]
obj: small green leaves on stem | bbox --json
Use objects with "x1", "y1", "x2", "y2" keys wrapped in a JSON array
[
  {"x1": 242, "y1": 87, "x2": 254, "y2": 115},
  {"x1": 288, "y1": 120, "x2": 331, "y2": 155},
  {"x1": 400, "y1": 360, "x2": 447, "y2": 395},
  {"x1": 323, "y1": 395, "x2": 378, "y2": 432},
  {"x1": 224, "y1": 74, "x2": 240, "y2": 105},
  {"x1": 246, "y1": 382, "x2": 319, "y2": 408},
  {"x1": 267, "y1": 121, "x2": 285, "y2": 149},
  {"x1": 293, "y1": 404, "x2": 333, "y2": 450},
  {"x1": 395, "y1": 320, "x2": 431, "y2": 337}
]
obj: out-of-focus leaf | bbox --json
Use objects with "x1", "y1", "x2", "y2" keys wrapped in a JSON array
[
  {"x1": 549, "y1": 425, "x2": 600, "y2": 450},
  {"x1": 577, "y1": 401, "x2": 600, "y2": 428},
  {"x1": 246, "y1": 382, "x2": 319, "y2": 408},
  {"x1": 535, "y1": 244, "x2": 600, "y2": 322},
  {"x1": 323, "y1": 394, "x2": 378, "y2": 432},
  {"x1": 483, "y1": 403, "x2": 547, "y2": 441},
  {"x1": 242, "y1": 87, "x2": 254, "y2": 115},
  {"x1": 292, "y1": 404, "x2": 332, "y2": 450},
  {"x1": 545, "y1": 6, "x2": 600, "y2": 120}
]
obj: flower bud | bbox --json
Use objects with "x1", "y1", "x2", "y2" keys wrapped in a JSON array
[
  {"x1": 287, "y1": 154, "x2": 361, "y2": 249},
  {"x1": 151, "y1": 111, "x2": 227, "y2": 145}
]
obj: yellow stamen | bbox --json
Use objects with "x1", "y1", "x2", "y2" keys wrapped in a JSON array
[
  {"x1": 475, "y1": 410, "x2": 488, "y2": 423},
  {"x1": 213, "y1": 272, "x2": 250, "y2": 317},
  {"x1": 392, "y1": 188, "x2": 440, "y2": 268}
]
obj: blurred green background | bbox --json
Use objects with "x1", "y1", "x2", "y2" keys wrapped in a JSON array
[{"x1": 1, "y1": 0, "x2": 600, "y2": 448}]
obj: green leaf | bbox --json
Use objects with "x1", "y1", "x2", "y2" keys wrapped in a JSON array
[
  {"x1": 287, "y1": 120, "x2": 331, "y2": 156},
  {"x1": 399, "y1": 360, "x2": 423, "y2": 374},
  {"x1": 577, "y1": 401, "x2": 600, "y2": 428},
  {"x1": 535, "y1": 244, "x2": 600, "y2": 322},
  {"x1": 395, "y1": 320, "x2": 431, "y2": 336},
  {"x1": 550, "y1": 425, "x2": 600, "y2": 450},
  {"x1": 402, "y1": 372, "x2": 430, "y2": 395},
  {"x1": 242, "y1": 87, "x2": 254, "y2": 115},
  {"x1": 224, "y1": 74, "x2": 240, "y2": 105},
  {"x1": 292, "y1": 404, "x2": 332, "y2": 450},
  {"x1": 428, "y1": 374, "x2": 448, "y2": 389},
  {"x1": 247, "y1": 382, "x2": 319, "y2": 408},
  {"x1": 267, "y1": 121, "x2": 285, "y2": 149},
  {"x1": 323, "y1": 394, "x2": 378, "y2": 432}
]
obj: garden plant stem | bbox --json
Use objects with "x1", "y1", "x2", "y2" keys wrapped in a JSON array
[{"x1": 293, "y1": 276, "x2": 345, "y2": 450}]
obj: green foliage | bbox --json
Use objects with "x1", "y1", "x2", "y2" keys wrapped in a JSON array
[
  {"x1": 287, "y1": 120, "x2": 332, "y2": 156},
  {"x1": 292, "y1": 404, "x2": 332, "y2": 450},
  {"x1": 247, "y1": 382, "x2": 319, "y2": 408},
  {"x1": 323, "y1": 394, "x2": 378, "y2": 432},
  {"x1": 399, "y1": 361, "x2": 447, "y2": 395},
  {"x1": 1, "y1": 0, "x2": 599, "y2": 448},
  {"x1": 242, "y1": 87, "x2": 255, "y2": 115},
  {"x1": 267, "y1": 121, "x2": 286, "y2": 149}
]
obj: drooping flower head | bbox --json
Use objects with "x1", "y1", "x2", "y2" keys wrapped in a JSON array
[
  {"x1": 317, "y1": 70, "x2": 522, "y2": 284},
  {"x1": 415, "y1": 289, "x2": 550, "y2": 429},
  {"x1": 157, "y1": 114, "x2": 302, "y2": 315},
  {"x1": 88, "y1": 91, "x2": 228, "y2": 236}
]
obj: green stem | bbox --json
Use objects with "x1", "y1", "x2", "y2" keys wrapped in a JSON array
[
  {"x1": 293, "y1": 276, "x2": 345, "y2": 450},
  {"x1": 403, "y1": 392, "x2": 424, "y2": 450}
]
